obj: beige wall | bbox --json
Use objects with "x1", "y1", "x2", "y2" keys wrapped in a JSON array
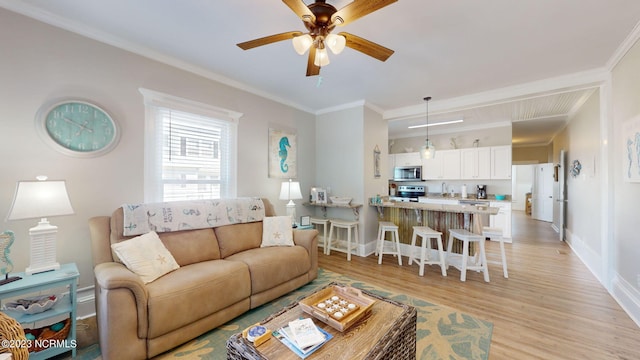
[
  {"x1": 552, "y1": 90, "x2": 602, "y2": 257},
  {"x1": 612, "y1": 38, "x2": 640, "y2": 299},
  {"x1": 389, "y1": 126, "x2": 512, "y2": 154},
  {"x1": 513, "y1": 144, "x2": 552, "y2": 163},
  {"x1": 0, "y1": 9, "x2": 316, "y2": 289}
]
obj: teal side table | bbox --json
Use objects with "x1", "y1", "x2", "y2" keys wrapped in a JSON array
[{"x1": 0, "y1": 263, "x2": 79, "y2": 359}]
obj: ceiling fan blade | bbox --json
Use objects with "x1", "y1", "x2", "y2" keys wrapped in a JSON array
[
  {"x1": 306, "y1": 47, "x2": 321, "y2": 76},
  {"x1": 237, "y1": 31, "x2": 303, "y2": 50},
  {"x1": 340, "y1": 32, "x2": 394, "y2": 62},
  {"x1": 282, "y1": 0, "x2": 316, "y2": 23},
  {"x1": 331, "y1": 0, "x2": 397, "y2": 26}
]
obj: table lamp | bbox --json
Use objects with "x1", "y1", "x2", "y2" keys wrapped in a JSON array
[
  {"x1": 6, "y1": 176, "x2": 75, "y2": 275},
  {"x1": 279, "y1": 179, "x2": 302, "y2": 226}
]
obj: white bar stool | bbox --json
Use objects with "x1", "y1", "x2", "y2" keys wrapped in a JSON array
[
  {"x1": 327, "y1": 219, "x2": 359, "y2": 261},
  {"x1": 446, "y1": 229, "x2": 489, "y2": 282},
  {"x1": 482, "y1": 226, "x2": 508, "y2": 278},
  {"x1": 310, "y1": 217, "x2": 330, "y2": 255},
  {"x1": 409, "y1": 226, "x2": 446, "y2": 276},
  {"x1": 375, "y1": 221, "x2": 402, "y2": 265}
]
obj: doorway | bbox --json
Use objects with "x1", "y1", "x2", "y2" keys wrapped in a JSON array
[{"x1": 532, "y1": 163, "x2": 554, "y2": 222}]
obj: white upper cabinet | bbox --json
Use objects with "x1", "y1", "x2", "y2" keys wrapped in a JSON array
[
  {"x1": 423, "y1": 149, "x2": 460, "y2": 180},
  {"x1": 441, "y1": 150, "x2": 461, "y2": 179},
  {"x1": 393, "y1": 152, "x2": 421, "y2": 166},
  {"x1": 461, "y1": 147, "x2": 491, "y2": 179},
  {"x1": 491, "y1": 145, "x2": 512, "y2": 179},
  {"x1": 419, "y1": 146, "x2": 510, "y2": 180}
]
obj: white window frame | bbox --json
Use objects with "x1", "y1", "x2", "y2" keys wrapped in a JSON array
[{"x1": 139, "y1": 88, "x2": 242, "y2": 202}]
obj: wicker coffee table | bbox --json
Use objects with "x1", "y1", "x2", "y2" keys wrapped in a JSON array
[{"x1": 226, "y1": 282, "x2": 417, "y2": 359}]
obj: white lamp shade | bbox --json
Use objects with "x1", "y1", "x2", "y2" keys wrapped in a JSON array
[
  {"x1": 314, "y1": 48, "x2": 330, "y2": 67},
  {"x1": 326, "y1": 34, "x2": 346, "y2": 54},
  {"x1": 292, "y1": 34, "x2": 313, "y2": 55},
  {"x1": 279, "y1": 181, "x2": 303, "y2": 201},
  {"x1": 6, "y1": 180, "x2": 75, "y2": 220}
]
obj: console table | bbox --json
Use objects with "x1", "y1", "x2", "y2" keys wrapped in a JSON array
[
  {"x1": 303, "y1": 202, "x2": 363, "y2": 220},
  {"x1": 0, "y1": 263, "x2": 79, "y2": 359}
]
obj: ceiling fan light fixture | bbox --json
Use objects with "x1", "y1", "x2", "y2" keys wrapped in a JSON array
[
  {"x1": 325, "y1": 33, "x2": 346, "y2": 54},
  {"x1": 292, "y1": 34, "x2": 313, "y2": 55},
  {"x1": 314, "y1": 47, "x2": 330, "y2": 66}
]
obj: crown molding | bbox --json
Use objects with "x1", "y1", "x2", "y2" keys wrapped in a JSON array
[
  {"x1": 0, "y1": 0, "x2": 316, "y2": 115},
  {"x1": 606, "y1": 19, "x2": 640, "y2": 71},
  {"x1": 316, "y1": 100, "x2": 365, "y2": 115}
]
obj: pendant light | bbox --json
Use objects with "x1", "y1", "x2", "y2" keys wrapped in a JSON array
[{"x1": 420, "y1": 96, "x2": 436, "y2": 159}]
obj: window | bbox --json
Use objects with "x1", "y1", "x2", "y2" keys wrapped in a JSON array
[{"x1": 140, "y1": 88, "x2": 242, "y2": 202}]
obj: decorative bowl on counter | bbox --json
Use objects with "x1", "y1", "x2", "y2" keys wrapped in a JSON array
[
  {"x1": 495, "y1": 195, "x2": 506, "y2": 200},
  {"x1": 330, "y1": 196, "x2": 352, "y2": 205}
]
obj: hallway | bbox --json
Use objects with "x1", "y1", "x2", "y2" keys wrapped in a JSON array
[{"x1": 320, "y1": 209, "x2": 640, "y2": 359}]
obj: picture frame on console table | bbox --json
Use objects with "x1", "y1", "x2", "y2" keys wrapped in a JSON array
[
  {"x1": 300, "y1": 216, "x2": 310, "y2": 226},
  {"x1": 268, "y1": 128, "x2": 297, "y2": 178},
  {"x1": 316, "y1": 189, "x2": 327, "y2": 204}
]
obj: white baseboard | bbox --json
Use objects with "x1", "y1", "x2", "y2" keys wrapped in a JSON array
[
  {"x1": 611, "y1": 275, "x2": 640, "y2": 328},
  {"x1": 77, "y1": 285, "x2": 96, "y2": 319},
  {"x1": 564, "y1": 229, "x2": 603, "y2": 283},
  {"x1": 564, "y1": 230, "x2": 640, "y2": 329}
]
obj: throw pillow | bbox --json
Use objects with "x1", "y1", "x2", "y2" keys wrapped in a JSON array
[
  {"x1": 111, "y1": 231, "x2": 180, "y2": 284},
  {"x1": 261, "y1": 216, "x2": 294, "y2": 247}
]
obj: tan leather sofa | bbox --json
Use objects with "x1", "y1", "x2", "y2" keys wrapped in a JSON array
[{"x1": 89, "y1": 199, "x2": 318, "y2": 359}]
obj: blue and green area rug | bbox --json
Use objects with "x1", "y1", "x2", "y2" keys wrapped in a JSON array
[{"x1": 76, "y1": 269, "x2": 492, "y2": 359}]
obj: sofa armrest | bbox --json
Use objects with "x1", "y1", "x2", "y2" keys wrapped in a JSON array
[
  {"x1": 89, "y1": 216, "x2": 114, "y2": 265},
  {"x1": 293, "y1": 229, "x2": 318, "y2": 279},
  {"x1": 94, "y1": 262, "x2": 149, "y2": 338}
]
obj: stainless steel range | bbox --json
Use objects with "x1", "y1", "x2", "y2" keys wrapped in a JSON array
[{"x1": 390, "y1": 185, "x2": 426, "y2": 202}]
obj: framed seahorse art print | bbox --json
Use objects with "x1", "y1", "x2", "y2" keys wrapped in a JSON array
[
  {"x1": 623, "y1": 115, "x2": 640, "y2": 183},
  {"x1": 268, "y1": 128, "x2": 297, "y2": 178}
]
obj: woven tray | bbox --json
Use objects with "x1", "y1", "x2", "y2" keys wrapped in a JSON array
[{"x1": 299, "y1": 285, "x2": 375, "y2": 332}]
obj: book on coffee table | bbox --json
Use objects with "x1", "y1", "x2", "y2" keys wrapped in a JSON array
[
  {"x1": 288, "y1": 318, "x2": 325, "y2": 348},
  {"x1": 272, "y1": 319, "x2": 332, "y2": 358}
]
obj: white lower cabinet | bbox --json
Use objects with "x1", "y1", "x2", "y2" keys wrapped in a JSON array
[{"x1": 489, "y1": 201, "x2": 512, "y2": 242}]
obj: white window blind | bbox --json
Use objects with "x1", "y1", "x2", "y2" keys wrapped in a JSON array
[{"x1": 140, "y1": 88, "x2": 241, "y2": 202}]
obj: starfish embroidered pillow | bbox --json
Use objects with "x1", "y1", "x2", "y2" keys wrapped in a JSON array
[
  {"x1": 261, "y1": 216, "x2": 294, "y2": 247},
  {"x1": 111, "y1": 231, "x2": 180, "y2": 283}
]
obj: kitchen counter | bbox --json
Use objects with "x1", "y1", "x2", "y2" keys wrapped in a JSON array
[
  {"x1": 370, "y1": 200, "x2": 497, "y2": 253},
  {"x1": 372, "y1": 200, "x2": 499, "y2": 215},
  {"x1": 420, "y1": 193, "x2": 512, "y2": 202}
]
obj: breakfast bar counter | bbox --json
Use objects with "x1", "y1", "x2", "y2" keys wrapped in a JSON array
[{"x1": 370, "y1": 201, "x2": 499, "y2": 253}]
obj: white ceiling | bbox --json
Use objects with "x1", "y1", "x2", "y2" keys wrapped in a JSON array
[{"x1": 3, "y1": 0, "x2": 640, "y2": 145}]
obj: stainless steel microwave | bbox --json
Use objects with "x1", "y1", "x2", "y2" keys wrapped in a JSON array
[{"x1": 393, "y1": 166, "x2": 422, "y2": 181}]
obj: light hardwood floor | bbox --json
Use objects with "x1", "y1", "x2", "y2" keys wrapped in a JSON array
[{"x1": 319, "y1": 211, "x2": 640, "y2": 359}]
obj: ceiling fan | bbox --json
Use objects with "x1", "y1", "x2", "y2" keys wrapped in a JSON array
[{"x1": 237, "y1": 0, "x2": 397, "y2": 76}]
